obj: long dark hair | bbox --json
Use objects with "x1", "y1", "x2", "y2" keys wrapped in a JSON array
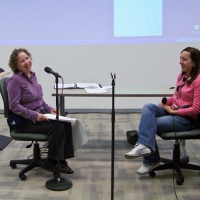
[{"x1": 181, "y1": 47, "x2": 200, "y2": 85}]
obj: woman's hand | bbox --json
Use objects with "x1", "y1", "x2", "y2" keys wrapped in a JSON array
[
  {"x1": 159, "y1": 102, "x2": 178, "y2": 115},
  {"x1": 50, "y1": 108, "x2": 60, "y2": 115},
  {"x1": 37, "y1": 113, "x2": 49, "y2": 122}
]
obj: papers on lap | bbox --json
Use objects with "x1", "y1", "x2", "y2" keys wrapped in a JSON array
[{"x1": 44, "y1": 114, "x2": 76, "y2": 122}]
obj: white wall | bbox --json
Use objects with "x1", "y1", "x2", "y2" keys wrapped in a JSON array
[{"x1": 0, "y1": 42, "x2": 199, "y2": 111}]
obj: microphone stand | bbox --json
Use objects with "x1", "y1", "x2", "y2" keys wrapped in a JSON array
[
  {"x1": 46, "y1": 75, "x2": 72, "y2": 191},
  {"x1": 111, "y1": 73, "x2": 116, "y2": 200}
]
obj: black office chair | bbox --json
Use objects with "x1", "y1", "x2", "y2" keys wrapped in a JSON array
[
  {"x1": 0, "y1": 77, "x2": 49, "y2": 181},
  {"x1": 149, "y1": 130, "x2": 200, "y2": 185}
]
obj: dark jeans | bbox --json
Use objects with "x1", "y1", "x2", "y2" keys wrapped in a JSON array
[{"x1": 14, "y1": 110, "x2": 74, "y2": 160}]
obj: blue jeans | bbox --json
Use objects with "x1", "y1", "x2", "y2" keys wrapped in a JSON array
[{"x1": 137, "y1": 103, "x2": 194, "y2": 165}]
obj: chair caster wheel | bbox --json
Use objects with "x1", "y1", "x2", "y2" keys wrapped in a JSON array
[
  {"x1": 10, "y1": 163, "x2": 17, "y2": 169},
  {"x1": 149, "y1": 171, "x2": 156, "y2": 177},
  {"x1": 19, "y1": 173, "x2": 27, "y2": 181},
  {"x1": 176, "y1": 177, "x2": 184, "y2": 185}
]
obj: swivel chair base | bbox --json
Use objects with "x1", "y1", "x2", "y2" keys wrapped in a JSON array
[
  {"x1": 149, "y1": 143, "x2": 200, "y2": 185},
  {"x1": 10, "y1": 142, "x2": 46, "y2": 180}
]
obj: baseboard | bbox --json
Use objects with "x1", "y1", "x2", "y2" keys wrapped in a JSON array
[
  {"x1": 64, "y1": 108, "x2": 142, "y2": 114},
  {"x1": 0, "y1": 109, "x2": 142, "y2": 115}
]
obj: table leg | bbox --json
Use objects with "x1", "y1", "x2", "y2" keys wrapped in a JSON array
[{"x1": 59, "y1": 96, "x2": 65, "y2": 116}]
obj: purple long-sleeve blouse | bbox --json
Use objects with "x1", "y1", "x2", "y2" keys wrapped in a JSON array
[{"x1": 6, "y1": 71, "x2": 53, "y2": 122}]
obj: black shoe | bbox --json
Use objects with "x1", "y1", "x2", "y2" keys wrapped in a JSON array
[
  {"x1": 45, "y1": 159, "x2": 74, "y2": 174},
  {"x1": 60, "y1": 163, "x2": 74, "y2": 174}
]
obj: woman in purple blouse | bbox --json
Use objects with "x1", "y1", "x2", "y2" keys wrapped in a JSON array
[{"x1": 7, "y1": 48, "x2": 74, "y2": 174}]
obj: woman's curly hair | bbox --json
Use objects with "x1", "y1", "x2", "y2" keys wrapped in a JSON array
[{"x1": 9, "y1": 48, "x2": 32, "y2": 72}]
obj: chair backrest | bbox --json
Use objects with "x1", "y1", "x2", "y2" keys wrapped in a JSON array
[
  {"x1": 0, "y1": 77, "x2": 11, "y2": 118},
  {"x1": 0, "y1": 77, "x2": 48, "y2": 141}
]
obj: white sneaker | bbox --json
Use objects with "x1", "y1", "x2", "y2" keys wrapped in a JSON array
[
  {"x1": 125, "y1": 144, "x2": 151, "y2": 159},
  {"x1": 137, "y1": 162, "x2": 160, "y2": 175}
]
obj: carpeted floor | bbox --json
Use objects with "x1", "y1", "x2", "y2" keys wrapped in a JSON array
[{"x1": 0, "y1": 113, "x2": 200, "y2": 200}]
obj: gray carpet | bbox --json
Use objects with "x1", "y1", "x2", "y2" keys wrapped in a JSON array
[{"x1": 0, "y1": 113, "x2": 200, "y2": 200}]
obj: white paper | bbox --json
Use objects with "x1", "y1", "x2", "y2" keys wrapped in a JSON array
[
  {"x1": 54, "y1": 83, "x2": 75, "y2": 89},
  {"x1": 85, "y1": 88, "x2": 108, "y2": 93},
  {"x1": 76, "y1": 83, "x2": 100, "y2": 89},
  {"x1": 44, "y1": 114, "x2": 76, "y2": 122},
  {"x1": 103, "y1": 86, "x2": 112, "y2": 89}
]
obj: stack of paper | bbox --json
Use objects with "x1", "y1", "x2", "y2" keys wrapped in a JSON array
[
  {"x1": 84, "y1": 85, "x2": 112, "y2": 93},
  {"x1": 54, "y1": 82, "x2": 100, "y2": 89},
  {"x1": 76, "y1": 83, "x2": 100, "y2": 89},
  {"x1": 54, "y1": 82, "x2": 112, "y2": 94},
  {"x1": 54, "y1": 83, "x2": 76, "y2": 89}
]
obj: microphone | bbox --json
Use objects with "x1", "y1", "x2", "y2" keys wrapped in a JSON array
[
  {"x1": 44, "y1": 67, "x2": 62, "y2": 78},
  {"x1": 162, "y1": 97, "x2": 167, "y2": 104},
  {"x1": 0, "y1": 68, "x2": 4, "y2": 73}
]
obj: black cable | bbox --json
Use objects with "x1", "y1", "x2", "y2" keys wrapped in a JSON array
[
  {"x1": 40, "y1": 146, "x2": 48, "y2": 158},
  {"x1": 27, "y1": 146, "x2": 48, "y2": 160},
  {"x1": 172, "y1": 115, "x2": 179, "y2": 200},
  {"x1": 162, "y1": 96, "x2": 178, "y2": 199}
]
